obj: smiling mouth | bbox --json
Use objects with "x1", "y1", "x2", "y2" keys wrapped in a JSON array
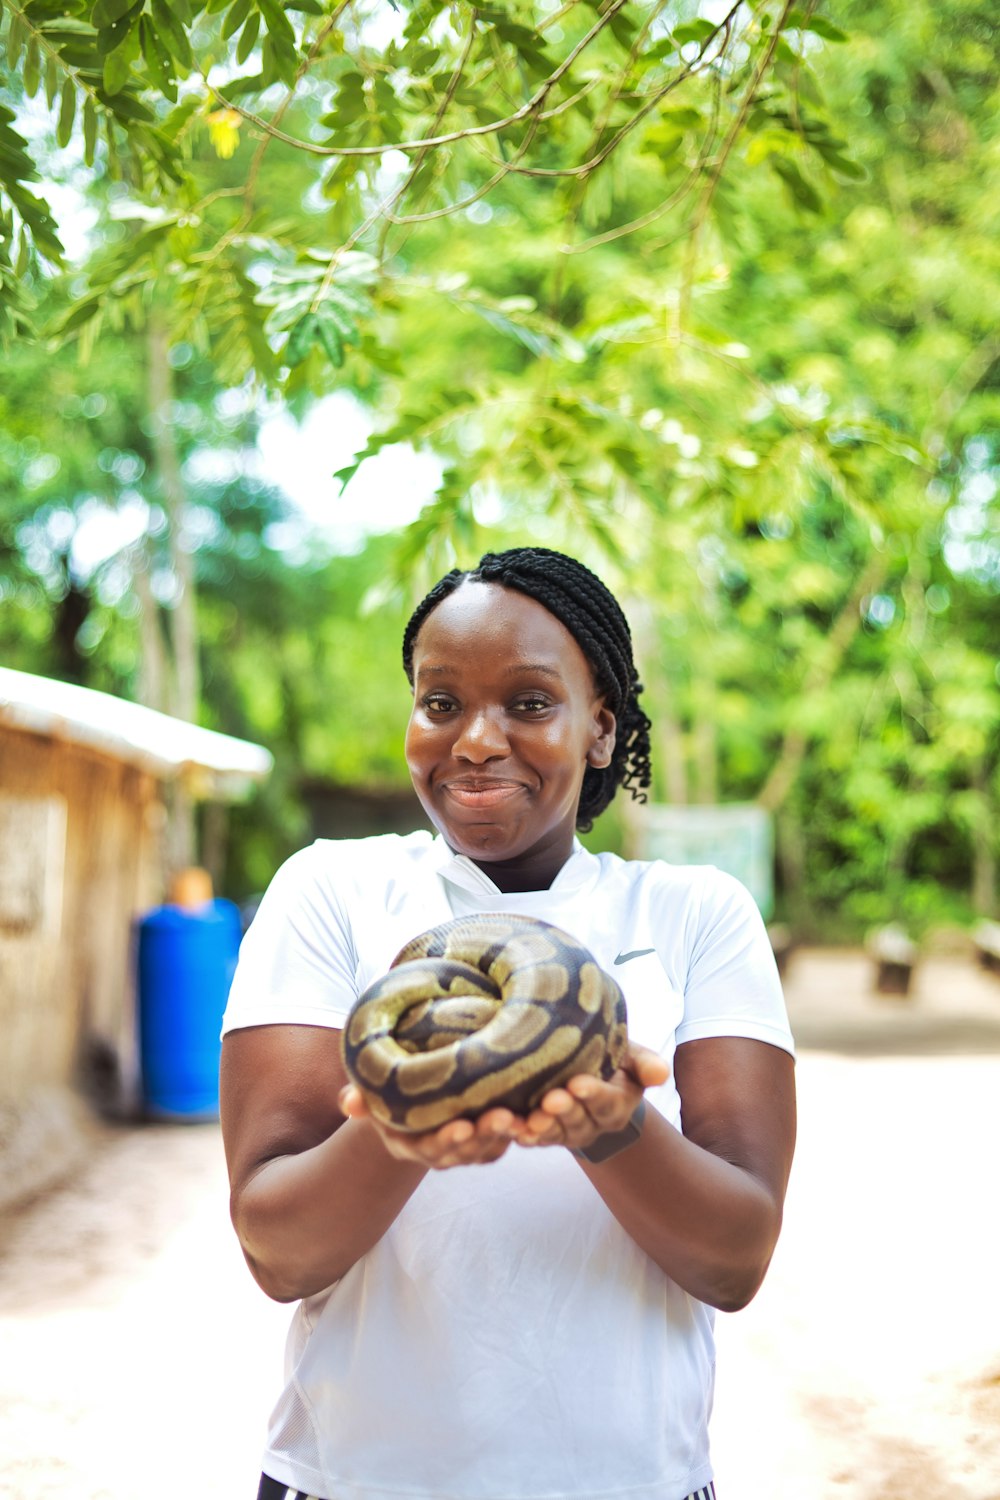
[{"x1": 442, "y1": 780, "x2": 524, "y2": 807}]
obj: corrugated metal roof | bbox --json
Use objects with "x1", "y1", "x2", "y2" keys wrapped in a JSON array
[{"x1": 0, "y1": 667, "x2": 273, "y2": 799}]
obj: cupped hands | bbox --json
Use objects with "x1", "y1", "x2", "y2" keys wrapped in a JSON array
[{"x1": 338, "y1": 1042, "x2": 668, "y2": 1171}]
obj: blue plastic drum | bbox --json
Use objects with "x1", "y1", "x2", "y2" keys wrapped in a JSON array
[{"x1": 137, "y1": 899, "x2": 242, "y2": 1119}]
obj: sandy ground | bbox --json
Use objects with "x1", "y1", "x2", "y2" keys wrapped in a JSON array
[{"x1": 2, "y1": 948, "x2": 1000, "y2": 1500}]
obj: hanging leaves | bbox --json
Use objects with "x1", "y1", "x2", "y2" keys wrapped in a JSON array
[{"x1": 260, "y1": 252, "x2": 380, "y2": 371}]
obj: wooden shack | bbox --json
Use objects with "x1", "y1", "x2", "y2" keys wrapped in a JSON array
[{"x1": 0, "y1": 667, "x2": 272, "y2": 1214}]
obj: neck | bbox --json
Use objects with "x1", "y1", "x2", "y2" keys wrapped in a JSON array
[{"x1": 470, "y1": 841, "x2": 575, "y2": 894}]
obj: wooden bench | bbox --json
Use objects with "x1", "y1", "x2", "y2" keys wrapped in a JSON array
[
  {"x1": 767, "y1": 923, "x2": 795, "y2": 977},
  {"x1": 868, "y1": 925, "x2": 918, "y2": 997},
  {"x1": 973, "y1": 921, "x2": 1000, "y2": 976}
]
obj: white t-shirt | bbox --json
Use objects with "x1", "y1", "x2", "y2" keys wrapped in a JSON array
[{"x1": 224, "y1": 831, "x2": 794, "y2": 1500}]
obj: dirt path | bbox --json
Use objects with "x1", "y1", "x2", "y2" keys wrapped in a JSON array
[{"x1": 2, "y1": 948, "x2": 1000, "y2": 1500}]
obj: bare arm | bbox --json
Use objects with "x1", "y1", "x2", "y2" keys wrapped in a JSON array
[
  {"x1": 220, "y1": 1025, "x2": 431, "y2": 1302},
  {"x1": 531, "y1": 1036, "x2": 796, "y2": 1311},
  {"x1": 220, "y1": 1022, "x2": 529, "y2": 1302},
  {"x1": 223, "y1": 1020, "x2": 793, "y2": 1311}
]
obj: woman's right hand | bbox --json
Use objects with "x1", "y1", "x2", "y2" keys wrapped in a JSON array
[{"x1": 339, "y1": 1084, "x2": 525, "y2": 1169}]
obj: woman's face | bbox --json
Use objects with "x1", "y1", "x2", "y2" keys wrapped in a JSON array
[{"x1": 405, "y1": 580, "x2": 616, "y2": 891}]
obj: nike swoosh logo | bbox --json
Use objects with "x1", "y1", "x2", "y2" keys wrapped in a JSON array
[{"x1": 613, "y1": 948, "x2": 656, "y2": 966}]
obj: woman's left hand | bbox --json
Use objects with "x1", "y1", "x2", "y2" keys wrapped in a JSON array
[
  {"x1": 517, "y1": 1043, "x2": 669, "y2": 1154},
  {"x1": 339, "y1": 1083, "x2": 529, "y2": 1169}
]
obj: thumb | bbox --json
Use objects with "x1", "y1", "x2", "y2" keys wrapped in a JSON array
[{"x1": 626, "y1": 1042, "x2": 670, "y2": 1089}]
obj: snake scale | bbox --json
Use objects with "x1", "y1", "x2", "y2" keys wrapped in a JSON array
[{"x1": 341, "y1": 914, "x2": 629, "y2": 1133}]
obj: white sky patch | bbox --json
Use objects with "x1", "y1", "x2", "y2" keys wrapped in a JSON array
[
  {"x1": 255, "y1": 392, "x2": 441, "y2": 553},
  {"x1": 46, "y1": 181, "x2": 98, "y2": 262},
  {"x1": 70, "y1": 494, "x2": 152, "y2": 577}
]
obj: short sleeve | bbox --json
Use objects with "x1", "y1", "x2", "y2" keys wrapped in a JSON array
[
  {"x1": 222, "y1": 843, "x2": 359, "y2": 1034},
  {"x1": 673, "y1": 868, "x2": 794, "y2": 1056}
]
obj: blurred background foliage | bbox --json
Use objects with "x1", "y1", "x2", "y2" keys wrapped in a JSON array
[{"x1": 0, "y1": 0, "x2": 998, "y2": 936}]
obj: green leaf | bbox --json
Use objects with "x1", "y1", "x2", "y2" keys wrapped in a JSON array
[
  {"x1": 333, "y1": 459, "x2": 361, "y2": 492},
  {"x1": 492, "y1": 19, "x2": 551, "y2": 77},
  {"x1": 56, "y1": 79, "x2": 77, "y2": 147},
  {"x1": 15, "y1": 226, "x2": 30, "y2": 277},
  {"x1": 236, "y1": 10, "x2": 259, "y2": 63},
  {"x1": 92, "y1": 0, "x2": 139, "y2": 28},
  {"x1": 83, "y1": 95, "x2": 98, "y2": 165},
  {"x1": 284, "y1": 311, "x2": 319, "y2": 366},
  {"x1": 4, "y1": 181, "x2": 64, "y2": 263},
  {"x1": 320, "y1": 72, "x2": 365, "y2": 130},
  {"x1": 770, "y1": 156, "x2": 823, "y2": 213},
  {"x1": 96, "y1": 0, "x2": 143, "y2": 53},
  {"x1": 99, "y1": 88, "x2": 154, "y2": 121},
  {"x1": 44, "y1": 53, "x2": 59, "y2": 107},
  {"x1": 151, "y1": 0, "x2": 193, "y2": 67},
  {"x1": 222, "y1": 0, "x2": 252, "y2": 40},
  {"x1": 23, "y1": 37, "x2": 41, "y2": 98},
  {"x1": 785, "y1": 9, "x2": 849, "y2": 42},
  {"x1": 140, "y1": 14, "x2": 178, "y2": 99},
  {"x1": 223, "y1": 71, "x2": 266, "y2": 97},
  {"x1": 257, "y1": 0, "x2": 297, "y2": 47},
  {"x1": 103, "y1": 36, "x2": 133, "y2": 93},
  {"x1": 671, "y1": 19, "x2": 717, "y2": 46},
  {"x1": 608, "y1": 9, "x2": 638, "y2": 49},
  {"x1": 5, "y1": 12, "x2": 25, "y2": 68},
  {"x1": 809, "y1": 133, "x2": 867, "y2": 180},
  {"x1": 315, "y1": 311, "x2": 345, "y2": 367},
  {"x1": 49, "y1": 290, "x2": 106, "y2": 335}
]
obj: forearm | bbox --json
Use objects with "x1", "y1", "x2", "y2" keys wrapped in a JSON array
[
  {"x1": 232, "y1": 1117, "x2": 426, "y2": 1302},
  {"x1": 579, "y1": 1109, "x2": 785, "y2": 1311}
]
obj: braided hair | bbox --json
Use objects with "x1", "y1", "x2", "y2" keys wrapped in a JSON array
[{"x1": 402, "y1": 546, "x2": 652, "y2": 832}]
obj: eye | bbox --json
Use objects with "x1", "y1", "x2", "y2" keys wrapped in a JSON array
[
  {"x1": 513, "y1": 695, "x2": 552, "y2": 714},
  {"x1": 422, "y1": 693, "x2": 457, "y2": 715}
]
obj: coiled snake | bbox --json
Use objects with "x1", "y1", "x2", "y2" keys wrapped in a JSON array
[{"x1": 341, "y1": 914, "x2": 629, "y2": 1133}]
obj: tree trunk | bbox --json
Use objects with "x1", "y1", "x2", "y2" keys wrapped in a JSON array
[
  {"x1": 626, "y1": 599, "x2": 688, "y2": 806},
  {"x1": 757, "y1": 553, "x2": 886, "y2": 815},
  {"x1": 146, "y1": 312, "x2": 200, "y2": 725},
  {"x1": 200, "y1": 801, "x2": 229, "y2": 896},
  {"x1": 971, "y1": 760, "x2": 997, "y2": 917},
  {"x1": 691, "y1": 698, "x2": 717, "y2": 805},
  {"x1": 146, "y1": 312, "x2": 199, "y2": 873},
  {"x1": 775, "y1": 806, "x2": 810, "y2": 932},
  {"x1": 660, "y1": 707, "x2": 688, "y2": 807},
  {"x1": 132, "y1": 538, "x2": 169, "y2": 714}
]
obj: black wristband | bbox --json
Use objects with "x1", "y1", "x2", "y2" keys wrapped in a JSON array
[{"x1": 570, "y1": 1097, "x2": 646, "y2": 1165}]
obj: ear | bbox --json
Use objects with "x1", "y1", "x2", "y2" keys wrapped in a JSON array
[{"x1": 587, "y1": 704, "x2": 617, "y2": 769}]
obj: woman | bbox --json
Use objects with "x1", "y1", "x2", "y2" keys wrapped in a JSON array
[{"x1": 221, "y1": 546, "x2": 796, "y2": 1500}]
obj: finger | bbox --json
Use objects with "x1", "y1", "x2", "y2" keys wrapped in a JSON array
[
  {"x1": 428, "y1": 1130, "x2": 513, "y2": 1169},
  {"x1": 565, "y1": 1074, "x2": 616, "y2": 1121},
  {"x1": 521, "y1": 1106, "x2": 569, "y2": 1144},
  {"x1": 565, "y1": 1080, "x2": 626, "y2": 1132},
  {"x1": 475, "y1": 1107, "x2": 523, "y2": 1140},
  {"x1": 436, "y1": 1118, "x2": 476, "y2": 1150},
  {"x1": 377, "y1": 1115, "x2": 472, "y2": 1165},
  {"x1": 538, "y1": 1087, "x2": 575, "y2": 1117},
  {"x1": 338, "y1": 1084, "x2": 369, "y2": 1118},
  {"x1": 625, "y1": 1043, "x2": 670, "y2": 1087}
]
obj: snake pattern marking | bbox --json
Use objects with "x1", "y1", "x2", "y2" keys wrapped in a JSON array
[{"x1": 341, "y1": 914, "x2": 629, "y2": 1133}]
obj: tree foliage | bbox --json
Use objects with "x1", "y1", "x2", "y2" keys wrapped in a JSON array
[
  {"x1": 2, "y1": 1, "x2": 861, "y2": 350},
  {"x1": 1, "y1": 0, "x2": 998, "y2": 933}
]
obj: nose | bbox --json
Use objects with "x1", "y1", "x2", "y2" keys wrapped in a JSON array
[{"x1": 451, "y1": 707, "x2": 510, "y2": 763}]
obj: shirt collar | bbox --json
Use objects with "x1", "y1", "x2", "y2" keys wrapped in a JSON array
[{"x1": 428, "y1": 835, "x2": 597, "y2": 897}]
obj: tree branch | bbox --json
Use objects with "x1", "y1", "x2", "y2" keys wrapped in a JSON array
[
  {"x1": 677, "y1": 0, "x2": 795, "y2": 333},
  {"x1": 479, "y1": 5, "x2": 742, "y2": 182},
  {"x1": 209, "y1": 0, "x2": 631, "y2": 159}
]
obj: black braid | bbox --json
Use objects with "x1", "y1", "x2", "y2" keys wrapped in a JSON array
[{"x1": 402, "y1": 547, "x2": 652, "y2": 832}]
